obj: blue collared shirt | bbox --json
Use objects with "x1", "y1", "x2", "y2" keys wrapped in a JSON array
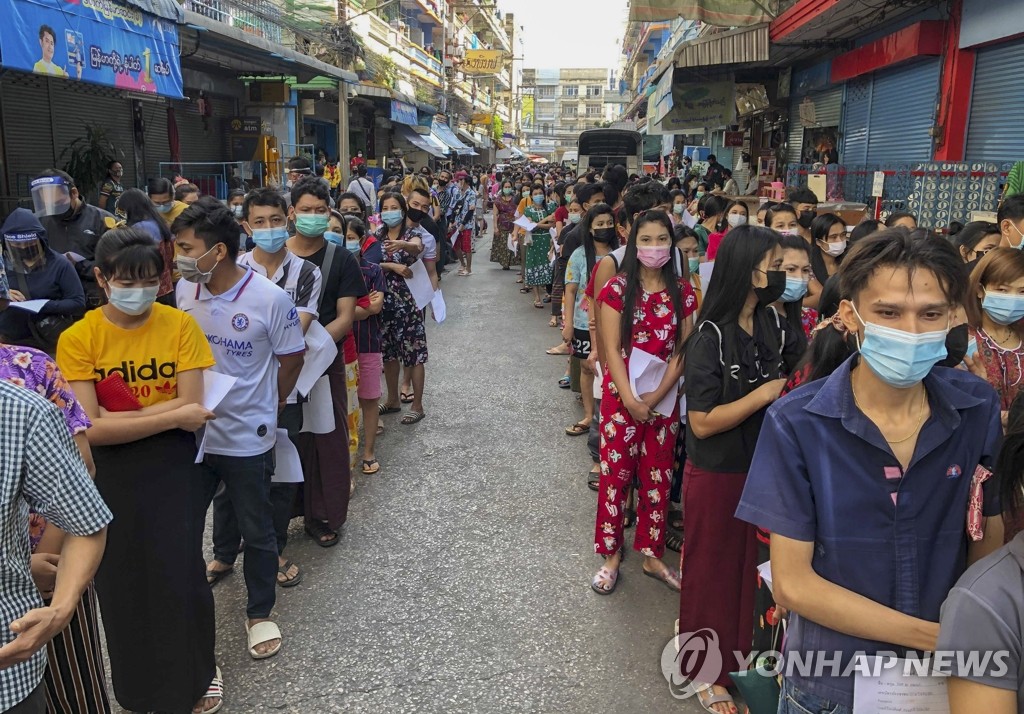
[{"x1": 736, "y1": 356, "x2": 1002, "y2": 707}]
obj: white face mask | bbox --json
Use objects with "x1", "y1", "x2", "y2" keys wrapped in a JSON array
[
  {"x1": 821, "y1": 239, "x2": 847, "y2": 257},
  {"x1": 727, "y1": 213, "x2": 747, "y2": 228}
]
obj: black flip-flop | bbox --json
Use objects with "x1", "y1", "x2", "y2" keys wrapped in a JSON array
[
  {"x1": 277, "y1": 560, "x2": 303, "y2": 588},
  {"x1": 379, "y1": 404, "x2": 401, "y2": 415},
  {"x1": 400, "y1": 392, "x2": 414, "y2": 404},
  {"x1": 362, "y1": 459, "x2": 380, "y2": 475},
  {"x1": 665, "y1": 530, "x2": 684, "y2": 553},
  {"x1": 401, "y1": 411, "x2": 426, "y2": 425},
  {"x1": 587, "y1": 471, "x2": 600, "y2": 491},
  {"x1": 206, "y1": 564, "x2": 233, "y2": 586},
  {"x1": 304, "y1": 520, "x2": 339, "y2": 548},
  {"x1": 624, "y1": 508, "x2": 636, "y2": 529}
]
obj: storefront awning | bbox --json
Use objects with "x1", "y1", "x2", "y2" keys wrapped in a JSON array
[
  {"x1": 353, "y1": 84, "x2": 392, "y2": 99},
  {"x1": 673, "y1": 23, "x2": 770, "y2": 68},
  {"x1": 458, "y1": 127, "x2": 484, "y2": 146},
  {"x1": 127, "y1": 0, "x2": 183, "y2": 22},
  {"x1": 395, "y1": 125, "x2": 447, "y2": 158},
  {"x1": 431, "y1": 121, "x2": 476, "y2": 155}
]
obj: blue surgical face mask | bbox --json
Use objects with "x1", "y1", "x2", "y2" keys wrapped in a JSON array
[
  {"x1": 381, "y1": 210, "x2": 404, "y2": 227},
  {"x1": 982, "y1": 291, "x2": 1024, "y2": 325},
  {"x1": 532, "y1": 194, "x2": 544, "y2": 205},
  {"x1": 295, "y1": 214, "x2": 329, "y2": 237},
  {"x1": 153, "y1": 202, "x2": 173, "y2": 214},
  {"x1": 1009, "y1": 222, "x2": 1024, "y2": 250},
  {"x1": 568, "y1": 213, "x2": 582, "y2": 224},
  {"x1": 251, "y1": 226, "x2": 288, "y2": 253},
  {"x1": 345, "y1": 238, "x2": 361, "y2": 254},
  {"x1": 780, "y1": 277, "x2": 809, "y2": 303},
  {"x1": 687, "y1": 257, "x2": 700, "y2": 275},
  {"x1": 673, "y1": 204, "x2": 684, "y2": 215},
  {"x1": 107, "y1": 285, "x2": 159, "y2": 316},
  {"x1": 324, "y1": 231, "x2": 344, "y2": 247},
  {"x1": 852, "y1": 304, "x2": 948, "y2": 388}
]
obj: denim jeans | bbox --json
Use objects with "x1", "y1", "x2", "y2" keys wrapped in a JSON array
[
  {"x1": 778, "y1": 679, "x2": 851, "y2": 714},
  {"x1": 204, "y1": 450, "x2": 277, "y2": 619},
  {"x1": 588, "y1": 398, "x2": 601, "y2": 464}
]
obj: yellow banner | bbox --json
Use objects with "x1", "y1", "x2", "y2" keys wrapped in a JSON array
[
  {"x1": 471, "y1": 113, "x2": 493, "y2": 126},
  {"x1": 462, "y1": 49, "x2": 503, "y2": 75},
  {"x1": 522, "y1": 95, "x2": 534, "y2": 129}
]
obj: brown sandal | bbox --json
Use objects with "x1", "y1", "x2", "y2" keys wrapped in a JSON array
[{"x1": 565, "y1": 421, "x2": 589, "y2": 436}]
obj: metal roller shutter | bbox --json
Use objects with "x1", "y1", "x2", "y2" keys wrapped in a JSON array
[
  {"x1": 864, "y1": 59, "x2": 940, "y2": 163},
  {"x1": 841, "y1": 76, "x2": 871, "y2": 165},
  {"x1": 965, "y1": 39, "x2": 1024, "y2": 162},
  {"x1": 138, "y1": 99, "x2": 170, "y2": 183},
  {"x1": 0, "y1": 74, "x2": 55, "y2": 196},
  {"x1": 171, "y1": 93, "x2": 236, "y2": 166},
  {"x1": 787, "y1": 87, "x2": 842, "y2": 164},
  {"x1": 52, "y1": 82, "x2": 137, "y2": 192}
]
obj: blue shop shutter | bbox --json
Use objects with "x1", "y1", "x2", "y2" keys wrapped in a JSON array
[
  {"x1": 841, "y1": 76, "x2": 871, "y2": 165},
  {"x1": 865, "y1": 58, "x2": 940, "y2": 163},
  {"x1": 965, "y1": 39, "x2": 1024, "y2": 162}
]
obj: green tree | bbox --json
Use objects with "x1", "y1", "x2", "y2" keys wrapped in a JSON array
[
  {"x1": 61, "y1": 123, "x2": 122, "y2": 201},
  {"x1": 492, "y1": 115, "x2": 503, "y2": 142}
]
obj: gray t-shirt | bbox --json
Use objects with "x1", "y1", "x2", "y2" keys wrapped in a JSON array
[{"x1": 937, "y1": 532, "x2": 1024, "y2": 709}]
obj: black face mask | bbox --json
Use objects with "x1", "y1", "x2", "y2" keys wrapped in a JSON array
[
  {"x1": 592, "y1": 227, "x2": 616, "y2": 244},
  {"x1": 406, "y1": 207, "x2": 427, "y2": 223},
  {"x1": 438, "y1": 179, "x2": 450, "y2": 186},
  {"x1": 938, "y1": 324, "x2": 970, "y2": 368},
  {"x1": 964, "y1": 256, "x2": 982, "y2": 275},
  {"x1": 755, "y1": 270, "x2": 786, "y2": 306},
  {"x1": 798, "y1": 210, "x2": 816, "y2": 229}
]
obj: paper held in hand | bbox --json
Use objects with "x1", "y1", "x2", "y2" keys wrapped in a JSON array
[
  {"x1": 513, "y1": 215, "x2": 537, "y2": 232},
  {"x1": 852, "y1": 655, "x2": 949, "y2": 714},
  {"x1": 627, "y1": 348, "x2": 678, "y2": 417},
  {"x1": 404, "y1": 260, "x2": 435, "y2": 310}
]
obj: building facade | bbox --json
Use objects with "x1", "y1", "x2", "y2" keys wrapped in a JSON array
[{"x1": 521, "y1": 67, "x2": 615, "y2": 160}]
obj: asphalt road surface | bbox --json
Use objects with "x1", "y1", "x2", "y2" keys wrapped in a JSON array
[{"x1": 167, "y1": 227, "x2": 706, "y2": 714}]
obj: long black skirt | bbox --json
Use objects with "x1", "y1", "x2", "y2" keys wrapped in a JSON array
[{"x1": 92, "y1": 429, "x2": 216, "y2": 714}]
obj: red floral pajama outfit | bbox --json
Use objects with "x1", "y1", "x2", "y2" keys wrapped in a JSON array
[{"x1": 594, "y1": 275, "x2": 696, "y2": 558}]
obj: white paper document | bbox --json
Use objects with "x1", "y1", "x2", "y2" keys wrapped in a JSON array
[
  {"x1": 404, "y1": 260, "x2": 435, "y2": 310},
  {"x1": 593, "y1": 362, "x2": 603, "y2": 400},
  {"x1": 681, "y1": 209, "x2": 698, "y2": 228},
  {"x1": 8, "y1": 299, "x2": 49, "y2": 313},
  {"x1": 430, "y1": 290, "x2": 446, "y2": 323},
  {"x1": 506, "y1": 233, "x2": 516, "y2": 252},
  {"x1": 300, "y1": 375, "x2": 336, "y2": 434},
  {"x1": 293, "y1": 321, "x2": 338, "y2": 399},
  {"x1": 853, "y1": 656, "x2": 949, "y2": 714},
  {"x1": 271, "y1": 428, "x2": 304, "y2": 484},
  {"x1": 627, "y1": 348, "x2": 677, "y2": 417},
  {"x1": 756, "y1": 561, "x2": 773, "y2": 594},
  {"x1": 202, "y1": 370, "x2": 237, "y2": 412},
  {"x1": 698, "y1": 261, "x2": 715, "y2": 297},
  {"x1": 513, "y1": 215, "x2": 537, "y2": 231}
]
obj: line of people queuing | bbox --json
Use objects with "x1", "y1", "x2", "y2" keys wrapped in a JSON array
[
  {"x1": 502, "y1": 158, "x2": 1024, "y2": 713},
  {"x1": 0, "y1": 161, "x2": 473, "y2": 712}
]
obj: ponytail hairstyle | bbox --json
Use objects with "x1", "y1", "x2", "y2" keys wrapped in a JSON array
[{"x1": 617, "y1": 209, "x2": 686, "y2": 356}]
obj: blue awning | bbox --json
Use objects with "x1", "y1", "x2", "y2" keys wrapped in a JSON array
[
  {"x1": 396, "y1": 126, "x2": 446, "y2": 158},
  {"x1": 431, "y1": 120, "x2": 475, "y2": 155}
]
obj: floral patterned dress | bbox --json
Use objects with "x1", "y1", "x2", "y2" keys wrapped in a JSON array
[
  {"x1": 380, "y1": 228, "x2": 428, "y2": 367},
  {"x1": 523, "y1": 202, "x2": 555, "y2": 287},
  {"x1": 490, "y1": 194, "x2": 519, "y2": 268}
]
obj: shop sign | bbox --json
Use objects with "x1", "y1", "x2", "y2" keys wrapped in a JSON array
[
  {"x1": 656, "y1": 81, "x2": 736, "y2": 134},
  {"x1": 462, "y1": 49, "x2": 502, "y2": 76},
  {"x1": 0, "y1": 0, "x2": 183, "y2": 98},
  {"x1": 390, "y1": 100, "x2": 418, "y2": 126},
  {"x1": 724, "y1": 131, "x2": 744, "y2": 147},
  {"x1": 229, "y1": 116, "x2": 262, "y2": 134}
]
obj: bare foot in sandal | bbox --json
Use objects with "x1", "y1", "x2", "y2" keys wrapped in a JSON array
[{"x1": 694, "y1": 683, "x2": 737, "y2": 714}]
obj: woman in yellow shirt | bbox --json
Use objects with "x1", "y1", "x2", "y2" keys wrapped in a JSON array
[{"x1": 56, "y1": 228, "x2": 223, "y2": 714}]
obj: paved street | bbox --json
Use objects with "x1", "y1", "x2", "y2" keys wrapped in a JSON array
[{"x1": 195, "y1": 228, "x2": 703, "y2": 713}]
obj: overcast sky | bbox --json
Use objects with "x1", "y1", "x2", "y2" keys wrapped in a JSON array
[{"x1": 495, "y1": 0, "x2": 629, "y2": 71}]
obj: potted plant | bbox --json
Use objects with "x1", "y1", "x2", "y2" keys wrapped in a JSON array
[{"x1": 61, "y1": 123, "x2": 123, "y2": 203}]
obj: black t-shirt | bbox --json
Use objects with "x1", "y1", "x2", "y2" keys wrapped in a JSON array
[
  {"x1": 300, "y1": 242, "x2": 367, "y2": 329},
  {"x1": 418, "y1": 214, "x2": 444, "y2": 247},
  {"x1": 560, "y1": 225, "x2": 580, "y2": 260},
  {"x1": 684, "y1": 309, "x2": 803, "y2": 473}
]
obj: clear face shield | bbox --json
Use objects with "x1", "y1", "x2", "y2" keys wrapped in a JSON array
[
  {"x1": 4, "y1": 233, "x2": 47, "y2": 273},
  {"x1": 30, "y1": 176, "x2": 72, "y2": 217}
]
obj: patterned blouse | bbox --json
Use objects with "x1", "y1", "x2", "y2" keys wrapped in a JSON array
[{"x1": 0, "y1": 343, "x2": 92, "y2": 552}]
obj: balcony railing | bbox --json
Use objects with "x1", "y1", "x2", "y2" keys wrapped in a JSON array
[{"x1": 186, "y1": 0, "x2": 287, "y2": 46}]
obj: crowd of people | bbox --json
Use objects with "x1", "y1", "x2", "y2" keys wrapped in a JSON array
[
  {"x1": 5, "y1": 151, "x2": 1024, "y2": 714},
  {"x1": 484, "y1": 159, "x2": 1024, "y2": 714},
  {"x1": 0, "y1": 159, "x2": 500, "y2": 713}
]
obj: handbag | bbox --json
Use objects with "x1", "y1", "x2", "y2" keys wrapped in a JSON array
[
  {"x1": 728, "y1": 609, "x2": 786, "y2": 714},
  {"x1": 94, "y1": 373, "x2": 143, "y2": 412}
]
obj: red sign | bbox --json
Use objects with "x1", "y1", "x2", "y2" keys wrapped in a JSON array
[{"x1": 724, "y1": 131, "x2": 745, "y2": 147}]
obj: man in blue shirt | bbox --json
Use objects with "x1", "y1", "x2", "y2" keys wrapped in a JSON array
[{"x1": 736, "y1": 229, "x2": 1004, "y2": 713}]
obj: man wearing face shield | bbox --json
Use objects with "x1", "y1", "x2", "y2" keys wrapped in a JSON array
[
  {"x1": 0, "y1": 208, "x2": 86, "y2": 349},
  {"x1": 31, "y1": 169, "x2": 115, "y2": 308}
]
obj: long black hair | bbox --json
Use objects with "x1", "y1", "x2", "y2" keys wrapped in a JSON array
[
  {"x1": 779, "y1": 234, "x2": 810, "y2": 353},
  {"x1": 115, "y1": 188, "x2": 173, "y2": 244},
  {"x1": 691, "y1": 225, "x2": 781, "y2": 331},
  {"x1": 579, "y1": 202, "x2": 617, "y2": 277},
  {"x1": 617, "y1": 210, "x2": 686, "y2": 355},
  {"x1": 378, "y1": 191, "x2": 408, "y2": 237},
  {"x1": 716, "y1": 199, "x2": 749, "y2": 233},
  {"x1": 809, "y1": 213, "x2": 848, "y2": 284}
]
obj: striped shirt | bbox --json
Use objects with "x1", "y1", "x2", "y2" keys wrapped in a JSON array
[
  {"x1": 0, "y1": 379, "x2": 111, "y2": 711},
  {"x1": 237, "y1": 250, "x2": 322, "y2": 319}
]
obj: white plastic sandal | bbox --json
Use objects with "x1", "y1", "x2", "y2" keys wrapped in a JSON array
[{"x1": 246, "y1": 620, "x2": 282, "y2": 660}]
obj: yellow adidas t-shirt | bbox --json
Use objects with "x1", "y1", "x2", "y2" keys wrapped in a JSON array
[{"x1": 56, "y1": 303, "x2": 214, "y2": 408}]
